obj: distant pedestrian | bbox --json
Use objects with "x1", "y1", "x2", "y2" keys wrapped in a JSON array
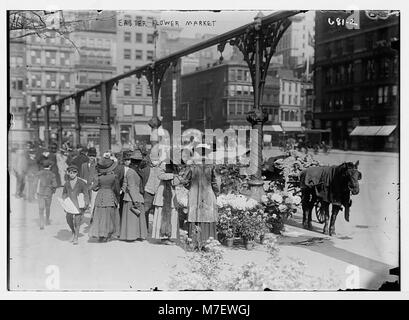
[
  {"x1": 119, "y1": 151, "x2": 147, "y2": 241},
  {"x1": 49, "y1": 143, "x2": 62, "y2": 187},
  {"x1": 88, "y1": 156, "x2": 121, "y2": 242},
  {"x1": 12, "y1": 147, "x2": 28, "y2": 199},
  {"x1": 62, "y1": 165, "x2": 90, "y2": 245},
  {"x1": 25, "y1": 148, "x2": 39, "y2": 202},
  {"x1": 35, "y1": 159, "x2": 57, "y2": 229},
  {"x1": 70, "y1": 146, "x2": 89, "y2": 176}
]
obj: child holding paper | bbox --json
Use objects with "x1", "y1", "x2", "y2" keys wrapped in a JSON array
[{"x1": 62, "y1": 165, "x2": 90, "y2": 245}]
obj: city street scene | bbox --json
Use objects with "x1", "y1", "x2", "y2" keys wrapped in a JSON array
[{"x1": 7, "y1": 10, "x2": 400, "y2": 291}]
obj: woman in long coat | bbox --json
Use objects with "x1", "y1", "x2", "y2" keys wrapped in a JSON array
[
  {"x1": 183, "y1": 144, "x2": 219, "y2": 248},
  {"x1": 88, "y1": 157, "x2": 121, "y2": 242},
  {"x1": 151, "y1": 162, "x2": 180, "y2": 244},
  {"x1": 119, "y1": 151, "x2": 147, "y2": 241}
]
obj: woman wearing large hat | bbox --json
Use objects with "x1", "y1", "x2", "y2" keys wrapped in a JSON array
[
  {"x1": 88, "y1": 154, "x2": 121, "y2": 242},
  {"x1": 118, "y1": 150, "x2": 147, "y2": 241},
  {"x1": 182, "y1": 143, "x2": 219, "y2": 249}
]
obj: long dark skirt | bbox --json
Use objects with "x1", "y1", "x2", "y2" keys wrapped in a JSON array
[
  {"x1": 89, "y1": 206, "x2": 120, "y2": 239},
  {"x1": 119, "y1": 201, "x2": 147, "y2": 240},
  {"x1": 188, "y1": 222, "x2": 217, "y2": 245},
  {"x1": 151, "y1": 206, "x2": 179, "y2": 240}
]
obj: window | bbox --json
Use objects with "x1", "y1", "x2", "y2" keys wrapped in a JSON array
[
  {"x1": 123, "y1": 65, "x2": 131, "y2": 73},
  {"x1": 180, "y1": 103, "x2": 189, "y2": 120},
  {"x1": 135, "y1": 50, "x2": 143, "y2": 60},
  {"x1": 229, "y1": 85, "x2": 235, "y2": 97},
  {"x1": 135, "y1": 84, "x2": 142, "y2": 96},
  {"x1": 236, "y1": 101, "x2": 243, "y2": 115},
  {"x1": 45, "y1": 95, "x2": 56, "y2": 103},
  {"x1": 104, "y1": 39, "x2": 110, "y2": 48},
  {"x1": 45, "y1": 50, "x2": 57, "y2": 65},
  {"x1": 229, "y1": 69, "x2": 235, "y2": 81},
  {"x1": 147, "y1": 34, "x2": 154, "y2": 44},
  {"x1": 293, "y1": 95, "x2": 297, "y2": 105},
  {"x1": 31, "y1": 73, "x2": 42, "y2": 88},
  {"x1": 135, "y1": 33, "x2": 142, "y2": 43},
  {"x1": 60, "y1": 73, "x2": 70, "y2": 89},
  {"x1": 31, "y1": 50, "x2": 41, "y2": 65},
  {"x1": 288, "y1": 95, "x2": 292, "y2": 105},
  {"x1": 123, "y1": 104, "x2": 132, "y2": 116},
  {"x1": 11, "y1": 78, "x2": 24, "y2": 90},
  {"x1": 124, "y1": 49, "x2": 131, "y2": 59},
  {"x1": 79, "y1": 71, "x2": 87, "y2": 84},
  {"x1": 146, "y1": 85, "x2": 152, "y2": 97},
  {"x1": 236, "y1": 85, "x2": 242, "y2": 95},
  {"x1": 145, "y1": 105, "x2": 153, "y2": 117},
  {"x1": 133, "y1": 105, "x2": 144, "y2": 115},
  {"x1": 228, "y1": 101, "x2": 235, "y2": 115},
  {"x1": 237, "y1": 69, "x2": 243, "y2": 81},
  {"x1": 244, "y1": 70, "x2": 251, "y2": 82},
  {"x1": 124, "y1": 32, "x2": 131, "y2": 42},
  {"x1": 60, "y1": 52, "x2": 70, "y2": 65},
  {"x1": 31, "y1": 95, "x2": 42, "y2": 109},
  {"x1": 124, "y1": 84, "x2": 131, "y2": 96},
  {"x1": 281, "y1": 94, "x2": 285, "y2": 104},
  {"x1": 147, "y1": 50, "x2": 154, "y2": 61},
  {"x1": 97, "y1": 39, "x2": 103, "y2": 48},
  {"x1": 45, "y1": 72, "x2": 57, "y2": 88}
]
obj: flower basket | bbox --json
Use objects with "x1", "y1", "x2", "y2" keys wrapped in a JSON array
[{"x1": 243, "y1": 238, "x2": 255, "y2": 250}]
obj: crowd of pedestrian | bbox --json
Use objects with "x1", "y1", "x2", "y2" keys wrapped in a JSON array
[{"x1": 10, "y1": 141, "x2": 220, "y2": 249}]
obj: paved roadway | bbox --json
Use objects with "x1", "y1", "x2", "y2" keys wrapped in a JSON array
[{"x1": 8, "y1": 149, "x2": 399, "y2": 291}]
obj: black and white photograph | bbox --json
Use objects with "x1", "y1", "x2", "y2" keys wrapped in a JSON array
[{"x1": 5, "y1": 2, "x2": 404, "y2": 295}]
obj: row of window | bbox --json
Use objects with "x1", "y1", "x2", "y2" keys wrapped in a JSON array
[
  {"x1": 79, "y1": 38, "x2": 112, "y2": 49},
  {"x1": 10, "y1": 56, "x2": 24, "y2": 68},
  {"x1": 280, "y1": 81, "x2": 301, "y2": 93},
  {"x1": 11, "y1": 78, "x2": 24, "y2": 91},
  {"x1": 228, "y1": 68, "x2": 252, "y2": 82},
  {"x1": 29, "y1": 35, "x2": 72, "y2": 46},
  {"x1": 228, "y1": 100, "x2": 254, "y2": 116},
  {"x1": 325, "y1": 63, "x2": 354, "y2": 85},
  {"x1": 227, "y1": 85, "x2": 254, "y2": 97},
  {"x1": 123, "y1": 49, "x2": 154, "y2": 61},
  {"x1": 78, "y1": 71, "x2": 112, "y2": 85},
  {"x1": 281, "y1": 93, "x2": 300, "y2": 106},
  {"x1": 123, "y1": 32, "x2": 155, "y2": 44},
  {"x1": 29, "y1": 50, "x2": 71, "y2": 66},
  {"x1": 29, "y1": 72, "x2": 71, "y2": 89},
  {"x1": 281, "y1": 109, "x2": 300, "y2": 122},
  {"x1": 29, "y1": 95, "x2": 71, "y2": 110},
  {"x1": 122, "y1": 83, "x2": 151, "y2": 97},
  {"x1": 122, "y1": 104, "x2": 153, "y2": 117}
]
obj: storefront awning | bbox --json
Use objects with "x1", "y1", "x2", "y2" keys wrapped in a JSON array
[
  {"x1": 375, "y1": 125, "x2": 397, "y2": 136},
  {"x1": 282, "y1": 126, "x2": 304, "y2": 132},
  {"x1": 134, "y1": 123, "x2": 152, "y2": 136},
  {"x1": 350, "y1": 125, "x2": 396, "y2": 136},
  {"x1": 263, "y1": 125, "x2": 283, "y2": 132}
]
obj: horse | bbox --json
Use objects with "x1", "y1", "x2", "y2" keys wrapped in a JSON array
[{"x1": 299, "y1": 161, "x2": 362, "y2": 236}]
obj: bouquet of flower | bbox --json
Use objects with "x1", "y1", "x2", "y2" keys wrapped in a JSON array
[{"x1": 261, "y1": 191, "x2": 301, "y2": 234}]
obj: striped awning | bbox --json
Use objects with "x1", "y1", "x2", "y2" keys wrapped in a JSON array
[{"x1": 350, "y1": 125, "x2": 396, "y2": 136}]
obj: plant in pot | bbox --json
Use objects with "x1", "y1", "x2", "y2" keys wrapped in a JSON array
[
  {"x1": 238, "y1": 212, "x2": 262, "y2": 250},
  {"x1": 216, "y1": 208, "x2": 236, "y2": 247}
]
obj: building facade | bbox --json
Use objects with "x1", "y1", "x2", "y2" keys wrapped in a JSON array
[
  {"x1": 314, "y1": 10, "x2": 399, "y2": 151},
  {"x1": 25, "y1": 32, "x2": 76, "y2": 143},
  {"x1": 71, "y1": 11, "x2": 117, "y2": 146},
  {"x1": 114, "y1": 11, "x2": 160, "y2": 146}
]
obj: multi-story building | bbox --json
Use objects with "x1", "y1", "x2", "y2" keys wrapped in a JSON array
[
  {"x1": 70, "y1": 11, "x2": 117, "y2": 146},
  {"x1": 25, "y1": 31, "x2": 76, "y2": 143},
  {"x1": 274, "y1": 11, "x2": 315, "y2": 69},
  {"x1": 314, "y1": 10, "x2": 399, "y2": 151},
  {"x1": 115, "y1": 11, "x2": 160, "y2": 146}
]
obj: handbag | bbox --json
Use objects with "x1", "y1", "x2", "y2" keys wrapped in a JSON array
[{"x1": 130, "y1": 205, "x2": 141, "y2": 216}]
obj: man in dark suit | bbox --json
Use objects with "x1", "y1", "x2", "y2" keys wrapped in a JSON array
[
  {"x1": 70, "y1": 145, "x2": 89, "y2": 175},
  {"x1": 80, "y1": 147, "x2": 97, "y2": 197}
]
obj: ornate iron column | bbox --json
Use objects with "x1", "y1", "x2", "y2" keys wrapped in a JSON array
[
  {"x1": 57, "y1": 102, "x2": 63, "y2": 149},
  {"x1": 74, "y1": 94, "x2": 82, "y2": 147},
  {"x1": 144, "y1": 62, "x2": 172, "y2": 145},
  {"x1": 100, "y1": 81, "x2": 114, "y2": 153},
  {"x1": 44, "y1": 106, "x2": 50, "y2": 149}
]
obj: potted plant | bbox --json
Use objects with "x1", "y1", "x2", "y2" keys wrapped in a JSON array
[{"x1": 216, "y1": 209, "x2": 236, "y2": 247}]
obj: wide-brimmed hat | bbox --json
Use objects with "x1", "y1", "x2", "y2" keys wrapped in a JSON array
[
  {"x1": 67, "y1": 165, "x2": 79, "y2": 173},
  {"x1": 130, "y1": 149, "x2": 143, "y2": 160},
  {"x1": 87, "y1": 147, "x2": 97, "y2": 157},
  {"x1": 122, "y1": 150, "x2": 133, "y2": 160},
  {"x1": 97, "y1": 158, "x2": 118, "y2": 173}
]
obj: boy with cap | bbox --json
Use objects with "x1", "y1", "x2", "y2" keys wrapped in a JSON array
[
  {"x1": 62, "y1": 165, "x2": 90, "y2": 244},
  {"x1": 35, "y1": 159, "x2": 58, "y2": 229}
]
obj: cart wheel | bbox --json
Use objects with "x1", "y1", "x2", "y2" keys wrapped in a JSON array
[{"x1": 314, "y1": 201, "x2": 326, "y2": 224}]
